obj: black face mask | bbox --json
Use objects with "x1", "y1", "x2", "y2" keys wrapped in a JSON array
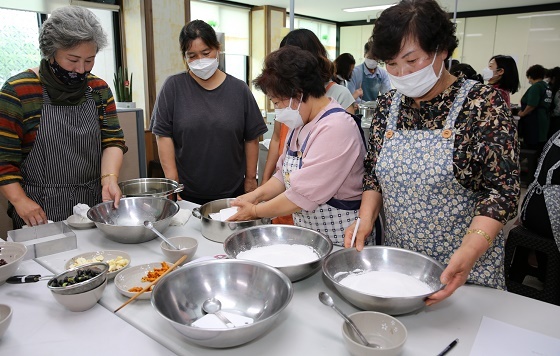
[{"x1": 49, "y1": 58, "x2": 89, "y2": 85}]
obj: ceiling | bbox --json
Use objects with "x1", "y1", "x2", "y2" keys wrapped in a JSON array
[{"x1": 230, "y1": 0, "x2": 560, "y2": 23}]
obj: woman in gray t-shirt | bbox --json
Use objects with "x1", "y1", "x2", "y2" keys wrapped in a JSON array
[{"x1": 150, "y1": 20, "x2": 267, "y2": 205}]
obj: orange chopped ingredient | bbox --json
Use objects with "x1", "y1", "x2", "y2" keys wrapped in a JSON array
[
  {"x1": 128, "y1": 286, "x2": 143, "y2": 292},
  {"x1": 141, "y1": 261, "x2": 170, "y2": 282}
]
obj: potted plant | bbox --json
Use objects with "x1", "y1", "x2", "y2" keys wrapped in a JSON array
[{"x1": 113, "y1": 66, "x2": 135, "y2": 108}]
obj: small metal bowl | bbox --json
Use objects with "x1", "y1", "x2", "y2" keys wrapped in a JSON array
[
  {"x1": 323, "y1": 246, "x2": 445, "y2": 315},
  {"x1": 47, "y1": 262, "x2": 109, "y2": 295},
  {"x1": 223, "y1": 225, "x2": 333, "y2": 282},
  {"x1": 87, "y1": 197, "x2": 179, "y2": 243}
]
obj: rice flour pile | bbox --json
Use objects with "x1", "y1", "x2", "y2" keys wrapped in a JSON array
[
  {"x1": 237, "y1": 244, "x2": 319, "y2": 267},
  {"x1": 340, "y1": 271, "x2": 432, "y2": 297}
]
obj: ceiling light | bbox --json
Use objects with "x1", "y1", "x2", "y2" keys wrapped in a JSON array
[
  {"x1": 529, "y1": 27, "x2": 555, "y2": 31},
  {"x1": 343, "y1": 4, "x2": 394, "y2": 13},
  {"x1": 518, "y1": 13, "x2": 560, "y2": 19}
]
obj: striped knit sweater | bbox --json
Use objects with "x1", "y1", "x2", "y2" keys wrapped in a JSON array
[{"x1": 0, "y1": 69, "x2": 127, "y2": 186}]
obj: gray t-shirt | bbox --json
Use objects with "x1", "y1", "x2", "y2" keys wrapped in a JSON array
[{"x1": 150, "y1": 72, "x2": 267, "y2": 200}]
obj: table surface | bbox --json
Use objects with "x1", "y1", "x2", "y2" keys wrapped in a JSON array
[{"x1": 2, "y1": 200, "x2": 560, "y2": 356}]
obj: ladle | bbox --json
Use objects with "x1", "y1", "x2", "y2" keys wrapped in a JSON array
[
  {"x1": 143, "y1": 220, "x2": 180, "y2": 250},
  {"x1": 318, "y1": 291, "x2": 379, "y2": 349},
  {"x1": 202, "y1": 298, "x2": 235, "y2": 328}
]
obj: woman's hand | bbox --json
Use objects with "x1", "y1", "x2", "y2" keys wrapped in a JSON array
[
  {"x1": 228, "y1": 199, "x2": 257, "y2": 221},
  {"x1": 343, "y1": 217, "x2": 374, "y2": 251},
  {"x1": 101, "y1": 175, "x2": 121, "y2": 208},
  {"x1": 13, "y1": 197, "x2": 48, "y2": 226},
  {"x1": 244, "y1": 176, "x2": 258, "y2": 193},
  {"x1": 425, "y1": 245, "x2": 479, "y2": 306}
]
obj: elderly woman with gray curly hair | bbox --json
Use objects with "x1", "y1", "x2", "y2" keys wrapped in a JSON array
[{"x1": 0, "y1": 6, "x2": 127, "y2": 229}]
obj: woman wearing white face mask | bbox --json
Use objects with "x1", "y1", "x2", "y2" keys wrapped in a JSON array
[
  {"x1": 150, "y1": 20, "x2": 267, "y2": 205},
  {"x1": 228, "y1": 45, "x2": 368, "y2": 246},
  {"x1": 481, "y1": 55, "x2": 520, "y2": 108},
  {"x1": 344, "y1": 0, "x2": 520, "y2": 305}
]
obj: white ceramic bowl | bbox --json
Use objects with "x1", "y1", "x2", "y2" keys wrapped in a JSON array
[
  {"x1": 51, "y1": 278, "x2": 107, "y2": 312},
  {"x1": 64, "y1": 250, "x2": 131, "y2": 279},
  {"x1": 0, "y1": 304, "x2": 13, "y2": 339},
  {"x1": 160, "y1": 236, "x2": 198, "y2": 265},
  {"x1": 0, "y1": 242, "x2": 28, "y2": 285},
  {"x1": 342, "y1": 311, "x2": 407, "y2": 356},
  {"x1": 66, "y1": 214, "x2": 96, "y2": 229},
  {"x1": 114, "y1": 261, "x2": 174, "y2": 300}
]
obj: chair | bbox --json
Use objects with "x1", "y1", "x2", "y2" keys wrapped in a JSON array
[{"x1": 504, "y1": 225, "x2": 560, "y2": 306}]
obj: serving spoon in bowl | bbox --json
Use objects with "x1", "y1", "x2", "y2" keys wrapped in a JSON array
[
  {"x1": 143, "y1": 220, "x2": 180, "y2": 250},
  {"x1": 319, "y1": 291, "x2": 379, "y2": 349},
  {"x1": 202, "y1": 298, "x2": 235, "y2": 328}
]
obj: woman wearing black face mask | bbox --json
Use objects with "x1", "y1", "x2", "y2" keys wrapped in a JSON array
[
  {"x1": 344, "y1": 0, "x2": 519, "y2": 305},
  {"x1": 0, "y1": 6, "x2": 127, "y2": 229}
]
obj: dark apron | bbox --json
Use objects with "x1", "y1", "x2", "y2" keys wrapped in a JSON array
[{"x1": 11, "y1": 87, "x2": 102, "y2": 228}]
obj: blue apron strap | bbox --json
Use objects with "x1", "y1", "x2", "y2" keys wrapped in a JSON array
[{"x1": 325, "y1": 197, "x2": 361, "y2": 210}]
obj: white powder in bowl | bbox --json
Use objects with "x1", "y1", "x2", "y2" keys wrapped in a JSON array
[
  {"x1": 236, "y1": 244, "x2": 320, "y2": 267},
  {"x1": 339, "y1": 270, "x2": 433, "y2": 298}
]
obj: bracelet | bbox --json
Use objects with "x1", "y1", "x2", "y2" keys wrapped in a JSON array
[
  {"x1": 101, "y1": 173, "x2": 118, "y2": 180},
  {"x1": 253, "y1": 204, "x2": 259, "y2": 218},
  {"x1": 466, "y1": 229, "x2": 493, "y2": 246}
]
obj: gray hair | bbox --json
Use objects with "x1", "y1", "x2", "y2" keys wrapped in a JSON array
[{"x1": 39, "y1": 6, "x2": 108, "y2": 59}]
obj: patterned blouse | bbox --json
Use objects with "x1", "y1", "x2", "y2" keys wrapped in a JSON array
[{"x1": 364, "y1": 78, "x2": 520, "y2": 225}]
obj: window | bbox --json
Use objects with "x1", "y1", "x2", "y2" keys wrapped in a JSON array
[
  {"x1": 0, "y1": 8, "x2": 41, "y2": 86},
  {"x1": 287, "y1": 17, "x2": 337, "y2": 60}
]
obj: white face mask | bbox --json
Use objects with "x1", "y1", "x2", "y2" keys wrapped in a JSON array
[
  {"x1": 274, "y1": 95, "x2": 304, "y2": 129},
  {"x1": 481, "y1": 67, "x2": 494, "y2": 81},
  {"x1": 388, "y1": 50, "x2": 444, "y2": 98},
  {"x1": 364, "y1": 58, "x2": 378, "y2": 69},
  {"x1": 188, "y1": 52, "x2": 219, "y2": 80}
]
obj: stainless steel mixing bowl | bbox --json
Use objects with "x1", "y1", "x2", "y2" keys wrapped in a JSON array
[
  {"x1": 191, "y1": 198, "x2": 271, "y2": 243},
  {"x1": 223, "y1": 225, "x2": 333, "y2": 282},
  {"x1": 151, "y1": 259, "x2": 293, "y2": 348},
  {"x1": 118, "y1": 178, "x2": 183, "y2": 198},
  {"x1": 87, "y1": 197, "x2": 179, "y2": 243},
  {"x1": 322, "y1": 246, "x2": 445, "y2": 315}
]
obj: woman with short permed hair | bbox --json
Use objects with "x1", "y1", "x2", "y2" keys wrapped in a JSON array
[{"x1": 0, "y1": 6, "x2": 127, "y2": 229}]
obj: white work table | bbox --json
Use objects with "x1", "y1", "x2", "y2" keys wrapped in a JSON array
[{"x1": 1, "y1": 200, "x2": 560, "y2": 355}]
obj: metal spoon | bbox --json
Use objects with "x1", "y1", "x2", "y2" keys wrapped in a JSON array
[
  {"x1": 143, "y1": 221, "x2": 180, "y2": 250},
  {"x1": 202, "y1": 298, "x2": 235, "y2": 328},
  {"x1": 318, "y1": 292, "x2": 379, "y2": 349}
]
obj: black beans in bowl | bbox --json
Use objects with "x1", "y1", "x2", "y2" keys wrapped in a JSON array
[{"x1": 48, "y1": 262, "x2": 109, "y2": 295}]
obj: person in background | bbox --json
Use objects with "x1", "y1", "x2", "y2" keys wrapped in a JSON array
[
  {"x1": 150, "y1": 20, "x2": 267, "y2": 205},
  {"x1": 333, "y1": 53, "x2": 362, "y2": 100},
  {"x1": 481, "y1": 55, "x2": 520, "y2": 108},
  {"x1": 518, "y1": 64, "x2": 553, "y2": 154},
  {"x1": 345, "y1": 0, "x2": 519, "y2": 305},
  {"x1": 261, "y1": 28, "x2": 356, "y2": 206},
  {"x1": 546, "y1": 66, "x2": 560, "y2": 138},
  {"x1": 347, "y1": 42, "x2": 392, "y2": 103},
  {"x1": 450, "y1": 63, "x2": 483, "y2": 83},
  {"x1": 229, "y1": 45, "x2": 367, "y2": 246},
  {"x1": 0, "y1": 6, "x2": 126, "y2": 229},
  {"x1": 445, "y1": 58, "x2": 460, "y2": 71}
]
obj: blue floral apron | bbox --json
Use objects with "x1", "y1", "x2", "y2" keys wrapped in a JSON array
[
  {"x1": 376, "y1": 80, "x2": 505, "y2": 289},
  {"x1": 282, "y1": 108, "x2": 369, "y2": 246}
]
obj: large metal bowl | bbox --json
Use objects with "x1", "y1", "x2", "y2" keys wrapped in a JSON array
[
  {"x1": 87, "y1": 197, "x2": 179, "y2": 243},
  {"x1": 192, "y1": 198, "x2": 271, "y2": 243},
  {"x1": 322, "y1": 246, "x2": 445, "y2": 315},
  {"x1": 223, "y1": 225, "x2": 333, "y2": 282},
  {"x1": 119, "y1": 178, "x2": 183, "y2": 198},
  {"x1": 47, "y1": 262, "x2": 109, "y2": 295},
  {"x1": 151, "y1": 259, "x2": 293, "y2": 348}
]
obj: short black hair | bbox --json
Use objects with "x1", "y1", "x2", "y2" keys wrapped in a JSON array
[
  {"x1": 450, "y1": 63, "x2": 483, "y2": 83},
  {"x1": 253, "y1": 45, "x2": 326, "y2": 102},
  {"x1": 526, "y1": 64, "x2": 546, "y2": 80},
  {"x1": 334, "y1": 53, "x2": 356, "y2": 81},
  {"x1": 491, "y1": 55, "x2": 520, "y2": 94},
  {"x1": 369, "y1": 0, "x2": 458, "y2": 61},
  {"x1": 179, "y1": 20, "x2": 220, "y2": 57},
  {"x1": 279, "y1": 29, "x2": 334, "y2": 82}
]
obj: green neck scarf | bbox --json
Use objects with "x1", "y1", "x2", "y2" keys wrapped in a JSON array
[{"x1": 39, "y1": 58, "x2": 88, "y2": 106}]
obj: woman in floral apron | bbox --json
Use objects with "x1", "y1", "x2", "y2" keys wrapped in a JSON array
[
  {"x1": 345, "y1": 0, "x2": 520, "y2": 305},
  {"x1": 229, "y1": 45, "x2": 367, "y2": 246}
]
